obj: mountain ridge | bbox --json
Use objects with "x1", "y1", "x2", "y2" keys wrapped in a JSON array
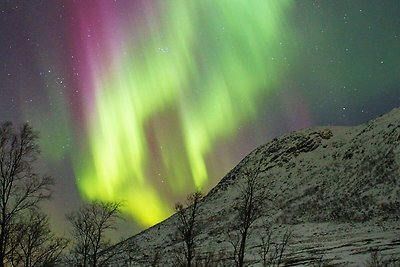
[{"x1": 111, "y1": 107, "x2": 400, "y2": 266}]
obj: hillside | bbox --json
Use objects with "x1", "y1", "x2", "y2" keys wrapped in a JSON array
[{"x1": 110, "y1": 107, "x2": 400, "y2": 266}]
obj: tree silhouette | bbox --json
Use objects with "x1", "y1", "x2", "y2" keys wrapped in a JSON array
[
  {"x1": 174, "y1": 191, "x2": 203, "y2": 267},
  {"x1": 66, "y1": 201, "x2": 122, "y2": 267},
  {"x1": 0, "y1": 122, "x2": 53, "y2": 267},
  {"x1": 228, "y1": 167, "x2": 262, "y2": 267},
  {"x1": 257, "y1": 225, "x2": 291, "y2": 267},
  {"x1": 11, "y1": 210, "x2": 68, "y2": 267}
]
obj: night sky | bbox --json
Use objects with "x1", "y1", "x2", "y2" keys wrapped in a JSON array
[{"x1": 0, "y1": 0, "x2": 399, "y2": 235}]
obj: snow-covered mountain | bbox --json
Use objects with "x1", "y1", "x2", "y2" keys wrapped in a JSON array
[{"x1": 111, "y1": 107, "x2": 400, "y2": 266}]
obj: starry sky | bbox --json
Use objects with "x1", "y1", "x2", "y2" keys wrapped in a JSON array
[{"x1": 0, "y1": 0, "x2": 399, "y2": 235}]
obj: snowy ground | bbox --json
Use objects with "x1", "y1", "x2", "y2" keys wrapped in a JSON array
[{"x1": 108, "y1": 107, "x2": 400, "y2": 266}]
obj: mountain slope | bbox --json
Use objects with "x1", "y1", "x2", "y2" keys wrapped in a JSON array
[{"x1": 112, "y1": 107, "x2": 400, "y2": 266}]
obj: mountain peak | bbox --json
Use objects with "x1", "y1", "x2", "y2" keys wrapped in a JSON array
[{"x1": 112, "y1": 107, "x2": 400, "y2": 266}]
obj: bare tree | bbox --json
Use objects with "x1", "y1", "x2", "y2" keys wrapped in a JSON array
[
  {"x1": 364, "y1": 249, "x2": 400, "y2": 267},
  {"x1": 174, "y1": 191, "x2": 203, "y2": 267},
  {"x1": 258, "y1": 224, "x2": 273, "y2": 267},
  {"x1": 0, "y1": 122, "x2": 53, "y2": 267},
  {"x1": 10, "y1": 210, "x2": 68, "y2": 267},
  {"x1": 121, "y1": 242, "x2": 138, "y2": 267},
  {"x1": 66, "y1": 201, "x2": 122, "y2": 267},
  {"x1": 365, "y1": 250, "x2": 385, "y2": 267},
  {"x1": 228, "y1": 168, "x2": 262, "y2": 267},
  {"x1": 258, "y1": 227, "x2": 291, "y2": 267},
  {"x1": 97, "y1": 239, "x2": 137, "y2": 267}
]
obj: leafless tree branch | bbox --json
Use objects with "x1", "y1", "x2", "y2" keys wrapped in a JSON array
[
  {"x1": 0, "y1": 122, "x2": 53, "y2": 267},
  {"x1": 66, "y1": 201, "x2": 122, "y2": 267}
]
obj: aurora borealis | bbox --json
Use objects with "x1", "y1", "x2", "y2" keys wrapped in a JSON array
[
  {"x1": 0, "y1": 0, "x2": 399, "y2": 231},
  {"x1": 70, "y1": 0, "x2": 295, "y2": 226}
]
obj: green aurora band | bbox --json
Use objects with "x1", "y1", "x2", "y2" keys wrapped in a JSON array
[{"x1": 75, "y1": 0, "x2": 295, "y2": 226}]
